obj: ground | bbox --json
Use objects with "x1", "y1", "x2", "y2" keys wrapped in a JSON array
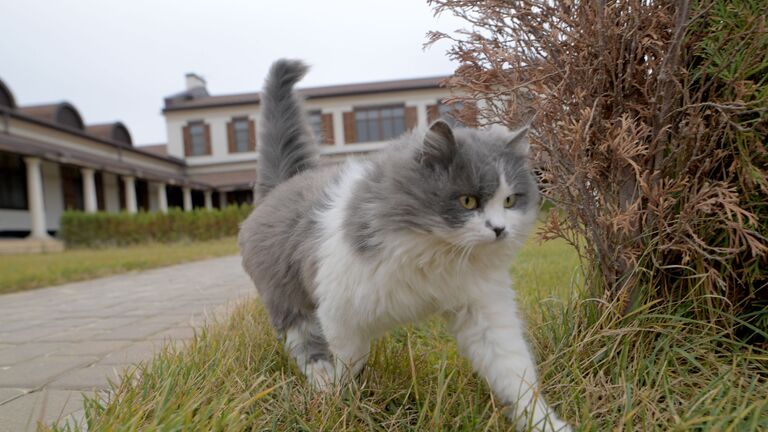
[
  {"x1": 0, "y1": 256, "x2": 252, "y2": 431},
  {"x1": 2, "y1": 232, "x2": 765, "y2": 431}
]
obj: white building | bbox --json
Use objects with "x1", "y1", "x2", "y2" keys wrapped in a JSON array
[
  {"x1": 0, "y1": 72, "x2": 463, "y2": 247},
  {"x1": 157, "y1": 73, "x2": 463, "y2": 205}
]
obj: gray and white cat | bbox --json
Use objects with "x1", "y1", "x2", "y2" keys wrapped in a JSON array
[{"x1": 238, "y1": 59, "x2": 570, "y2": 432}]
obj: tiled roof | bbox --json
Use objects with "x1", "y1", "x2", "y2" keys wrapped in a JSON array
[
  {"x1": 139, "y1": 144, "x2": 168, "y2": 156},
  {"x1": 164, "y1": 75, "x2": 449, "y2": 112}
]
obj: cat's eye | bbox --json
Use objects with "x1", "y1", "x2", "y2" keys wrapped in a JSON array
[
  {"x1": 459, "y1": 195, "x2": 479, "y2": 210},
  {"x1": 504, "y1": 195, "x2": 517, "y2": 208}
]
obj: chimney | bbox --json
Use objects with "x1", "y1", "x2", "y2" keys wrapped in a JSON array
[{"x1": 185, "y1": 73, "x2": 206, "y2": 91}]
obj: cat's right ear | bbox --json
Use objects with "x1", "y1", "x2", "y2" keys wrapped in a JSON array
[{"x1": 418, "y1": 120, "x2": 457, "y2": 169}]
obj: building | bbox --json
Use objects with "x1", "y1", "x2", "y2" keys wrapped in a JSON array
[
  {"x1": 0, "y1": 72, "x2": 460, "y2": 248},
  {"x1": 159, "y1": 73, "x2": 461, "y2": 205}
]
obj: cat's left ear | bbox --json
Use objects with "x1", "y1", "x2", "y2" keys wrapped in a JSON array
[
  {"x1": 506, "y1": 126, "x2": 530, "y2": 156},
  {"x1": 418, "y1": 120, "x2": 458, "y2": 169}
]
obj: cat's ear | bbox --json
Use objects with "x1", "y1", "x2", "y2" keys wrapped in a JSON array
[
  {"x1": 418, "y1": 120, "x2": 457, "y2": 169},
  {"x1": 506, "y1": 126, "x2": 530, "y2": 156}
]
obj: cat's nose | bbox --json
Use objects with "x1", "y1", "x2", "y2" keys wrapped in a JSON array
[{"x1": 492, "y1": 226, "x2": 506, "y2": 238}]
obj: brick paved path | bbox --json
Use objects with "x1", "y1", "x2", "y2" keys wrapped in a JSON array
[{"x1": 0, "y1": 256, "x2": 252, "y2": 431}]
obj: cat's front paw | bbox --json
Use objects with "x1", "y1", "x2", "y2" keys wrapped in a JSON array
[
  {"x1": 305, "y1": 359, "x2": 336, "y2": 391},
  {"x1": 507, "y1": 407, "x2": 572, "y2": 432}
]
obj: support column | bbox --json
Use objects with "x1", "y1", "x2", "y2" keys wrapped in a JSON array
[
  {"x1": 218, "y1": 191, "x2": 227, "y2": 209},
  {"x1": 157, "y1": 182, "x2": 168, "y2": 213},
  {"x1": 332, "y1": 109, "x2": 346, "y2": 146},
  {"x1": 182, "y1": 186, "x2": 192, "y2": 211},
  {"x1": 81, "y1": 168, "x2": 97, "y2": 213},
  {"x1": 415, "y1": 101, "x2": 429, "y2": 129},
  {"x1": 24, "y1": 157, "x2": 49, "y2": 239},
  {"x1": 204, "y1": 190, "x2": 213, "y2": 210},
  {"x1": 123, "y1": 175, "x2": 138, "y2": 214}
]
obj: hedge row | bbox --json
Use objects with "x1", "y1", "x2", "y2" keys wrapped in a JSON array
[{"x1": 59, "y1": 205, "x2": 253, "y2": 247}]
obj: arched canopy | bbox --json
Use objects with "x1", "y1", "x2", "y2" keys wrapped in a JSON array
[
  {"x1": 19, "y1": 102, "x2": 85, "y2": 130},
  {"x1": 86, "y1": 122, "x2": 133, "y2": 146},
  {"x1": 0, "y1": 78, "x2": 16, "y2": 109}
]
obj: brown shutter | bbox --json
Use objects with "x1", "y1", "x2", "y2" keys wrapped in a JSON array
[
  {"x1": 427, "y1": 104, "x2": 439, "y2": 123},
  {"x1": 343, "y1": 111, "x2": 356, "y2": 144},
  {"x1": 204, "y1": 123, "x2": 212, "y2": 155},
  {"x1": 248, "y1": 119, "x2": 256, "y2": 151},
  {"x1": 183, "y1": 125, "x2": 192, "y2": 156},
  {"x1": 227, "y1": 121, "x2": 235, "y2": 153},
  {"x1": 321, "y1": 113, "x2": 334, "y2": 145},
  {"x1": 404, "y1": 106, "x2": 418, "y2": 130}
]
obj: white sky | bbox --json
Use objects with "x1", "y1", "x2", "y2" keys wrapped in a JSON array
[{"x1": 0, "y1": 0, "x2": 466, "y2": 145}]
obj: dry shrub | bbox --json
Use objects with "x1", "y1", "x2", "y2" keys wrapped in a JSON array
[{"x1": 429, "y1": 0, "x2": 768, "y2": 327}]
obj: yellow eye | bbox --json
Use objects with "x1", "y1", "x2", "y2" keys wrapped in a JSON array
[
  {"x1": 459, "y1": 195, "x2": 479, "y2": 210},
  {"x1": 504, "y1": 195, "x2": 517, "y2": 208}
]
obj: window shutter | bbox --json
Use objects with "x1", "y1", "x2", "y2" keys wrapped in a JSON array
[
  {"x1": 427, "y1": 104, "x2": 439, "y2": 123},
  {"x1": 227, "y1": 121, "x2": 235, "y2": 153},
  {"x1": 405, "y1": 106, "x2": 418, "y2": 130},
  {"x1": 204, "y1": 123, "x2": 212, "y2": 155},
  {"x1": 248, "y1": 119, "x2": 256, "y2": 151},
  {"x1": 321, "y1": 113, "x2": 334, "y2": 145},
  {"x1": 183, "y1": 125, "x2": 192, "y2": 156},
  {"x1": 343, "y1": 111, "x2": 356, "y2": 144}
]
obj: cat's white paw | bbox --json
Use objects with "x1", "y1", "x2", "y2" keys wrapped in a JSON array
[
  {"x1": 508, "y1": 407, "x2": 572, "y2": 432},
  {"x1": 305, "y1": 359, "x2": 336, "y2": 391},
  {"x1": 528, "y1": 417, "x2": 572, "y2": 432}
]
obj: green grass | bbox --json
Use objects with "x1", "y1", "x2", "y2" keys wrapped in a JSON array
[
  {"x1": 50, "y1": 234, "x2": 768, "y2": 431},
  {"x1": 0, "y1": 237, "x2": 239, "y2": 295}
]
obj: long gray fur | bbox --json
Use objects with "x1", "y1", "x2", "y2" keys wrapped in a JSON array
[{"x1": 256, "y1": 59, "x2": 318, "y2": 197}]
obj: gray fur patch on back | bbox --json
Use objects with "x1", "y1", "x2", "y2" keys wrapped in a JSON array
[
  {"x1": 239, "y1": 165, "x2": 340, "y2": 332},
  {"x1": 344, "y1": 123, "x2": 538, "y2": 255}
]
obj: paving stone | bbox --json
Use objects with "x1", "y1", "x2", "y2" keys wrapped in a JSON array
[
  {"x1": 84, "y1": 317, "x2": 143, "y2": 331},
  {"x1": 0, "y1": 389, "x2": 84, "y2": 432},
  {"x1": 90, "y1": 322, "x2": 172, "y2": 341},
  {"x1": 0, "y1": 342, "x2": 68, "y2": 366},
  {"x1": 0, "y1": 320, "x2": 46, "y2": 333},
  {"x1": 0, "y1": 256, "x2": 253, "y2": 429},
  {"x1": 0, "y1": 356, "x2": 97, "y2": 388},
  {"x1": 149, "y1": 326, "x2": 197, "y2": 341},
  {"x1": 37, "y1": 327, "x2": 109, "y2": 343},
  {"x1": 96, "y1": 340, "x2": 166, "y2": 365},
  {"x1": 47, "y1": 365, "x2": 122, "y2": 390},
  {"x1": 0, "y1": 388, "x2": 27, "y2": 404},
  {"x1": 54, "y1": 340, "x2": 132, "y2": 357},
  {"x1": 0, "y1": 326, "x2": 59, "y2": 344}
]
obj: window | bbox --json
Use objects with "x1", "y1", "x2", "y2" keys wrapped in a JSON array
[
  {"x1": 189, "y1": 123, "x2": 207, "y2": 156},
  {"x1": 0, "y1": 152, "x2": 27, "y2": 210},
  {"x1": 354, "y1": 105, "x2": 406, "y2": 143},
  {"x1": 307, "y1": 111, "x2": 324, "y2": 143},
  {"x1": 438, "y1": 101, "x2": 465, "y2": 127},
  {"x1": 233, "y1": 118, "x2": 250, "y2": 153}
]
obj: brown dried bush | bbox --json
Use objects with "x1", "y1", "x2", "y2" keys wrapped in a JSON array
[{"x1": 429, "y1": 0, "x2": 768, "y2": 326}]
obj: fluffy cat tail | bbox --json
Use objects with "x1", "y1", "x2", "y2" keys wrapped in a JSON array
[{"x1": 257, "y1": 59, "x2": 317, "y2": 196}]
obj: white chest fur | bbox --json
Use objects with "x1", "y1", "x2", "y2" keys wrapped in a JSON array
[{"x1": 314, "y1": 161, "x2": 512, "y2": 337}]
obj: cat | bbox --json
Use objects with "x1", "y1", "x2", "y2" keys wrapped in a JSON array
[{"x1": 238, "y1": 59, "x2": 571, "y2": 432}]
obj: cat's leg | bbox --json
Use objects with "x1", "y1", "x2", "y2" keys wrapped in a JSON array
[
  {"x1": 316, "y1": 303, "x2": 371, "y2": 384},
  {"x1": 446, "y1": 287, "x2": 570, "y2": 432},
  {"x1": 283, "y1": 314, "x2": 335, "y2": 390}
]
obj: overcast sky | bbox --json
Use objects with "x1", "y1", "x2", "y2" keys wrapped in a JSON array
[{"x1": 0, "y1": 0, "x2": 466, "y2": 145}]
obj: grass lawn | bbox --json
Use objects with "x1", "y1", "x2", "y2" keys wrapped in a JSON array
[
  {"x1": 0, "y1": 237, "x2": 238, "y2": 295},
  {"x1": 49, "y1": 232, "x2": 767, "y2": 431}
]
